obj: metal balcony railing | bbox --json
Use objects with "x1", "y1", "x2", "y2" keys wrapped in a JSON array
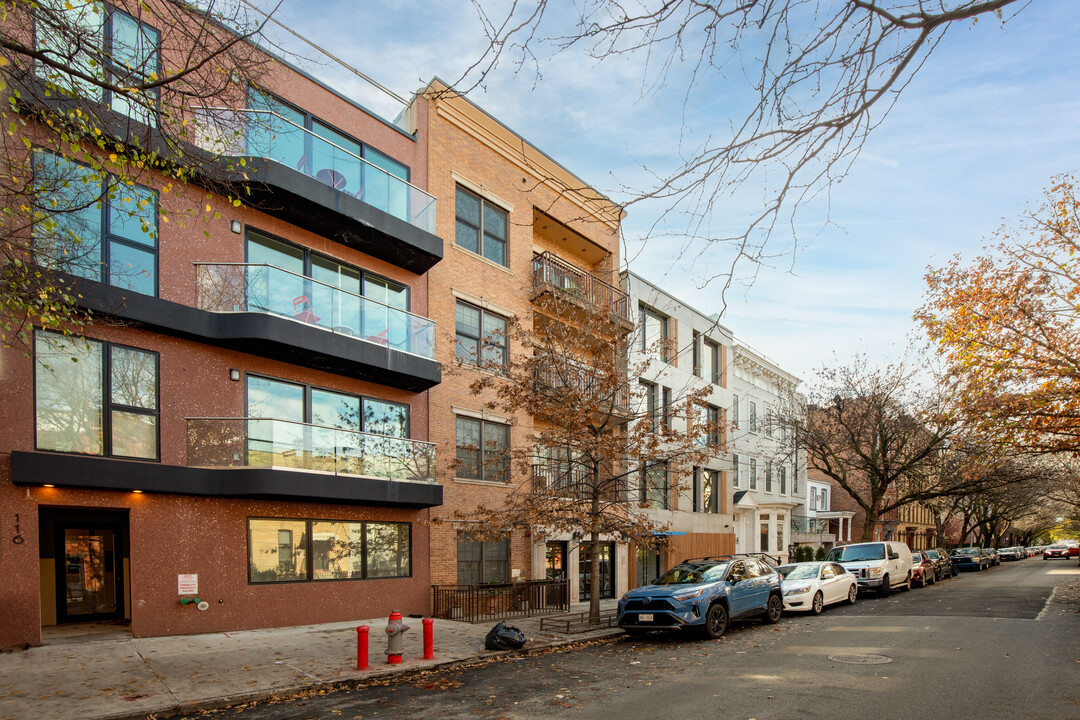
[
  {"x1": 531, "y1": 251, "x2": 631, "y2": 324},
  {"x1": 194, "y1": 263, "x2": 435, "y2": 359},
  {"x1": 192, "y1": 107, "x2": 437, "y2": 234},
  {"x1": 532, "y1": 359, "x2": 631, "y2": 414},
  {"x1": 186, "y1": 417, "x2": 436, "y2": 483}
]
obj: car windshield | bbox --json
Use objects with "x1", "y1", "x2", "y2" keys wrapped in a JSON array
[
  {"x1": 777, "y1": 564, "x2": 819, "y2": 580},
  {"x1": 953, "y1": 548, "x2": 978, "y2": 556},
  {"x1": 827, "y1": 545, "x2": 885, "y2": 562},
  {"x1": 925, "y1": 550, "x2": 939, "y2": 559},
  {"x1": 654, "y1": 562, "x2": 729, "y2": 585},
  {"x1": 912, "y1": 553, "x2": 922, "y2": 562}
]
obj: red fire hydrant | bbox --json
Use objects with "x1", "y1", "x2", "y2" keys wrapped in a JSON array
[{"x1": 385, "y1": 609, "x2": 410, "y2": 664}]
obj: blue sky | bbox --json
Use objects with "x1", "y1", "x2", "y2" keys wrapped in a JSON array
[{"x1": 254, "y1": 0, "x2": 1080, "y2": 385}]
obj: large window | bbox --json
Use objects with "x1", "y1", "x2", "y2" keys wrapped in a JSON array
[
  {"x1": 455, "y1": 301, "x2": 508, "y2": 367},
  {"x1": 749, "y1": 401, "x2": 758, "y2": 432},
  {"x1": 701, "y1": 469, "x2": 719, "y2": 514},
  {"x1": 246, "y1": 375, "x2": 408, "y2": 437},
  {"x1": 780, "y1": 465, "x2": 787, "y2": 494},
  {"x1": 455, "y1": 186, "x2": 508, "y2": 266},
  {"x1": 765, "y1": 460, "x2": 773, "y2": 492},
  {"x1": 34, "y1": 151, "x2": 158, "y2": 296},
  {"x1": 247, "y1": 88, "x2": 410, "y2": 218},
  {"x1": 641, "y1": 381, "x2": 659, "y2": 430},
  {"x1": 246, "y1": 231, "x2": 410, "y2": 348},
  {"x1": 248, "y1": 518, "x2": 410, "y2": 583},
  {"x1": 731, "y1": 394, "x2": 739, "y2": 428},
  {"x1": 35, "y1": 2, "x2": 161, "y2": 125},
  {"x1": 35, "y1": 330, "x2": 158, "y2": 459},
  {"x1": 702, "y1": 339, "x2": 720, "y2": 385},
  {"x1": 457, "y1": 534, "x2": 509, "y2": 585},
  {"x1": 640, "y1": 462, "x2": 669, "y2": 509},
  {"x1": 732, "y1": 453, "x2": 740, "y2": 487},
  {"x1": 695, "y1": 404, "x2": 721, "y2": 448},
  {"x1": 640, "y1": 306, "x2": 669, "y2": 362},
  {"x1": 456, "y1": 416, "x2": 510, "y2": 482},
  {"x1": 749, "y1": 457, "x2": 758, "y2": 490}
]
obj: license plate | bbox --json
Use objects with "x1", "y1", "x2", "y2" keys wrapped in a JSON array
[{"x1": 638, "y1": 613, "x2": 654, "y2": 622}]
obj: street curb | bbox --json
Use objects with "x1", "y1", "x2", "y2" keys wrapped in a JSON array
[{"x1": 100, "y1": 628, "x2": 627, "y2": 720}]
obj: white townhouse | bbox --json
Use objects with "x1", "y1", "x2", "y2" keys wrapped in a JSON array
[
  {"x1": 792, "y1": 475, "x2": 856, "y2": 551},
  {"x1": 621, "y1": 272, "x2": 738, "y2": 587},
  {"x1": 729, "y1": 344, "x2": 807, "y2": 561}
]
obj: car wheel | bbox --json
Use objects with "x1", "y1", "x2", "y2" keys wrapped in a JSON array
[
  {"x1": 878, "y1": 575, "x2": 891, "y2": 598},
  {"x1": 703, "y1": 603, "x2": 728, "y2": 639},
  {"x1": 951, "y1": 566, "x2": 958, "y2": 578},
  {"x1": 901, "y1": 574, "x2": 912, "y2": 591},
  {"x1": 811, "y1": 591, "x2": 824, "y2": 615},
  {"x1": 928, "y1": 572, "x2": 935, "y2": 585},
  {"x1": 765, "y1": 594, "x2": 783, "y2": 623},
  {"x1": 846, "y1": 583, "x2": 858, "y2": 604}
]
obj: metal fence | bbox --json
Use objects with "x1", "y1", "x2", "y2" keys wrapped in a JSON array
[
  {"x1": 532, "y1": 251, "x2": 632, "y2": 324},
  {"x1": 431, "y1": 579, "x2": 569, "y2": 623}
]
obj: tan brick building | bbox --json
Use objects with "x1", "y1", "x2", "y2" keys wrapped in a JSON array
[{"x1": 414, "y1": 80, "x2": 629, "y2": 603}]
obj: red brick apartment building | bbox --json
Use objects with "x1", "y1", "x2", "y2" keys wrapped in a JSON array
[
  {"x1": 819, "y1": 469, "x2": 940, "y2": 549},
  {"x1": 0, "y1": 1, "x2": 443, "y2": 647}
]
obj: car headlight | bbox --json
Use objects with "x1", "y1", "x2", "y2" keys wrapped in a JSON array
[
  {"x1": 784, "y1": 584, "x2": 811, "y2": 596},
  {"x1": 671, "y1": 588, "x2": 706, "y2": 601},
  {"x1": 866, "y1": 567, "x2": 883, "y2": 576}
]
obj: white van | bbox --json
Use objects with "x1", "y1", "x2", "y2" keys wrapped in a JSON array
[{"x1": 825, "y1": 541, "x2": 913, "y2": 597}]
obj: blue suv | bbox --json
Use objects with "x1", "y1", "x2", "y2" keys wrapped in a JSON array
[{"x1": 617, "y1": 554, "x2": 784, "y2": 638}]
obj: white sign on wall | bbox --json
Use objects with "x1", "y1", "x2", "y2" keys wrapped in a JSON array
[{"x1": 178, "y1": 574, "x2": 199, "y2": 595}]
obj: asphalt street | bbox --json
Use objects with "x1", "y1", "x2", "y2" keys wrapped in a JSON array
[{"x1": 175, "y1": 559, "x2": 1080, "y2": 720}]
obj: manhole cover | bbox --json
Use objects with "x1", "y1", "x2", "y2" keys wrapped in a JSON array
[{"x1": 827, "y1": 654, "x2": 893, "y2": 665}]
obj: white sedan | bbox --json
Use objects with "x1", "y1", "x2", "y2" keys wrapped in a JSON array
[{"x1": 777, "y1": 561, "x2": 858, "y2": 614}]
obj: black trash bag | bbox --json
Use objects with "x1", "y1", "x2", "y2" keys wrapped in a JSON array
[{"x1": 484, "y1": 621, "x2": 527, "y2": 651}]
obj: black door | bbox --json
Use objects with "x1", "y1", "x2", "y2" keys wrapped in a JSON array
[
  {"x1": 53, "y1": 518, "x2": 126, "y2": 623},
  {"x1": 579, "y1": 542, "x2": 615, "y2": 601}
]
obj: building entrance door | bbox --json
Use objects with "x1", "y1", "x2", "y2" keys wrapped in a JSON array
[
  {"x1": 545, "y1": 541, "x2": 567, "y2": 579},
  {"x1": 42, "y1": 508, "x2": 128, "y2": 625},
  {"x1": 57, "y1": 525, "x2": 124, "y2": 622}
]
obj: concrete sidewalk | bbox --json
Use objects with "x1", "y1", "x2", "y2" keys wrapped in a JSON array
[{"x1": 0, "y1": 604, "x2": 623, "y2": 720}]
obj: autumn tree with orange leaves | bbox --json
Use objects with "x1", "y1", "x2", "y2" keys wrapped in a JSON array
[
  {"x1": 453, "y1": 290, "x2": 715, "y2": 621},
  {"x1": 921, "y1": 176, "x2": 1080, "y2": 457}
]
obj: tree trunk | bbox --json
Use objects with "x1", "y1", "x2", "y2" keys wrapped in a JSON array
[
  {"x1": 859, "y1": 501, "x2": 880, "y2": 543},
  {"x1": 588, "y1": 475, "x2": 601, "y2": 622},
  {"x1": 588, "y1": 531, "x2": 600, "y2": 622}
]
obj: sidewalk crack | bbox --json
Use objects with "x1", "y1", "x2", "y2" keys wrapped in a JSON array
[{"x1": 132, "y1": 642, "x2": 181, "y2": 705}]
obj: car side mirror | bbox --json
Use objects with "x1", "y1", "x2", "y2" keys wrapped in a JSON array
[{"x1": 889, "y1": 552, "x2": 900, "y2": 560}]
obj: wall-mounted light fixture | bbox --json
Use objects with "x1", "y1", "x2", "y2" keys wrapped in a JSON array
[
  {"x1": 229, "y1": 368, "x2": 241, "y2": 381},
  {"x1": 230, "y1": 220, "x2": 242, "y2": 234}
]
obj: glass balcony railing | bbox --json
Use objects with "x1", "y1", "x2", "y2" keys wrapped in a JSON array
[
  {"x1": 192, "y1": 107, "x2": 437, "y2": 234},
  {"x1": 791, "y1": 516, "x2": 831, "y2": 534},
  {"x1": 186, "y1": 417, "x2": 436, "y2": 483},
  {"x1": 195, "y1": 263, "x2": 436, "y2": 359}
]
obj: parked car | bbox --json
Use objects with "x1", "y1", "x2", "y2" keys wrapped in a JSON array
[
  {"x1": 1043, "y1": 545, "x2": 1071, "y2": 560},
  {"x1": 776, "y1": 562, "x2": 858, "y2": 614},
  {"x1": 617, "y1": 555, "x2": 784, "y2": 638},
  {"x1": 923, "y1": 548, "x2": 956, "y2": 579},
  {"x1": 982, "y1": 548, "x2": 1000, "y2": 567},
  {"x1": 951, "y1": 547, "x2": 987, "y2": 571},
  {"x1": 826, "y1": 541, "x2": 913, "y2": 597},
  {"x1": 998, "y1": 547, "x2": 1022, "y2": 562},
  {"x1": 910, "y1": 552, "x2": 937, "y2": 587}
]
